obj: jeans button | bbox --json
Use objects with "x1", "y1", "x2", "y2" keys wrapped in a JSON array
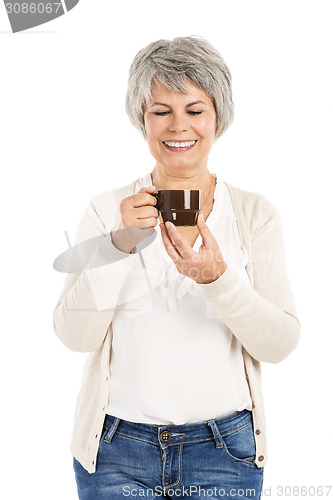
[{"x1": 160, "y1": 430, "x2": 171, "y2": 443}]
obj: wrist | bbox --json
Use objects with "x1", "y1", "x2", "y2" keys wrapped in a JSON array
[
  {"x1": 110, "y1": 230, "x2": 131, "y2": 254},
  {"x1": 195, "y1": 262, "x2": 228, "y2": 285},
  {"x1": 210, "y1": 262, "x2": 228, "y2": 283}
]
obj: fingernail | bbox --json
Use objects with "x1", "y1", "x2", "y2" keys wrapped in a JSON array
[{"x1": 200, "y1": 213, "x2": 204, "y2": 221}]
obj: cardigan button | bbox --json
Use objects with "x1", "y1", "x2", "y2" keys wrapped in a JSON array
[{"x1": 258, "y1": 455, "x2": 264, "y2": 462}]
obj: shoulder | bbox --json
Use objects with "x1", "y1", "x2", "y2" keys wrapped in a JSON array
[
  {"x1": 88, "y1": 179, "x2": 138, "y2": 215},
  {"x1": 76, "y1": 179, "x2": 138, "y2": 233},
  {"x1": 224, "y1": 182, "x2": 281, "y2": 236},
  {"x1": 90, "y1": 179, "x2": 137, "y2": 206}
]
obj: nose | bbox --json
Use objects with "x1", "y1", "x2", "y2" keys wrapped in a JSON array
[{"x1": 168, "y1": 112, "x2": 189, "y2": 134}]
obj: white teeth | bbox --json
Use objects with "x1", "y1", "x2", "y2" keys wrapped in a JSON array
[{"x1": 164, "y1": 140, "x2": 196, "y2": 148}]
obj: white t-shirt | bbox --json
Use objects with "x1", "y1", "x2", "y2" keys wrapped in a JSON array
[{"x1": 106, "y1": 172, "x2": 252, "y2": 424}]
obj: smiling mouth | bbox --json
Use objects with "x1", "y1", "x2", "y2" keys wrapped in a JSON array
[{"x1": 163, "y1": 140, "x2": 197, "y2": 151}]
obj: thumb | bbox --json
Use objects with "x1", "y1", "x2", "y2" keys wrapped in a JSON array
[
  {"x1": 138, "y1": 185, "x2": 157, "y2": 193},
  {"x1": 196, "y1": 213, "x2": 216, "y2": 248}
]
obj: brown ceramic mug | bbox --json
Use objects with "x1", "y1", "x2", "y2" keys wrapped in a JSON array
[{"x1": 151, "y1": 189, "x2": 202, "y2": 226}]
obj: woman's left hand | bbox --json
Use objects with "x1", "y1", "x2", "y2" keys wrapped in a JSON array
[{"x1": 160, "y1": 214, "x2": 227, "y2": 284}]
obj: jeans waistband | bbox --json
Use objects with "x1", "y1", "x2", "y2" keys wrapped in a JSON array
[{"x1": 103, "y1": 409, "x2": 253, "y2": 448}]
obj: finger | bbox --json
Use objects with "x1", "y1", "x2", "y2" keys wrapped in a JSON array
[
  {"x1": 160, "y1": 223, "x2": 183, "y2": 261},
  {"x1": 164, "y1": 221, "x2": 193, "y2": 259},
  {"x1": 131, "y1": 191, "x2": 158, "y2": 208},
  {"x1": 138, "y1": 185, "x2": 158, "y2": 202},
  {"x1": 134, "y1": 206, "x2": 159, "y2": 219},
  {"x1": 138, "y1": 185, "x2": 157, "y2": 193},
  {"x1": 196, "y1": 213, "x2": 216, "y2": 248},
  {"x1": 122, "y1": 211, "x2": 156, "y2": 226}
]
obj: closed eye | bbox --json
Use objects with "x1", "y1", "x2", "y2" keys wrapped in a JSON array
[{"x1": 154, "y1": 111, "x2": 203, "y2": 116}]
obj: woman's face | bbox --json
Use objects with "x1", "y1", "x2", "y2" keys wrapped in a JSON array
[{"x1": 144, "y1": 79, "x2": 217, "y2": 175}]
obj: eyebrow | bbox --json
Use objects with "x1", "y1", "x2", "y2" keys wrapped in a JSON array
[{"x1": 150, "y1": 100, "x2": 208, "y2": 108}]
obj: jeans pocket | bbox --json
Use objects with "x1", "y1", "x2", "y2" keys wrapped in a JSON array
[
  {"x1": 222, "y1": 421, "x2": 257, "y2": 465},
  {"x1": 97, "y1": 425, "x2": 110, "y2": 452}
]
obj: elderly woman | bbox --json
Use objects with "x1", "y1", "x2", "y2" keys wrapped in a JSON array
[{"x1": 53, "y1": 36, "x2": 300, "y2": 499}]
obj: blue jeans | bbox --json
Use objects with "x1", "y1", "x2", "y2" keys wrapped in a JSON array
[{"x1": 74, "y1": 409, "x2": 264, "y2": 499}]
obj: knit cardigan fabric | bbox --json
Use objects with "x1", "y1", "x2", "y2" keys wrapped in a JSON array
[{"x1": 53, "y1": 178, "x2": 300, "y2": 474}]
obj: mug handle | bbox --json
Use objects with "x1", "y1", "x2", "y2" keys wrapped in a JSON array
[{"x1": 151, "y1": 192, "x2": 159, "y2": 211}]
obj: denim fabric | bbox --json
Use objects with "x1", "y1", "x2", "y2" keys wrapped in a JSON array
[{"x1": 73, "y1": 409, "x2": 264, "y2": 499}]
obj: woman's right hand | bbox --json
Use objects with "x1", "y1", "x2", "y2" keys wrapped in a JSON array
[{"x1": 111, "y1": 185, "x2": 159, "y2": 253}]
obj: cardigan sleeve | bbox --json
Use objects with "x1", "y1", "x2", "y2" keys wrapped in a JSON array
[
  {"x1": 53, "y1": 196, "x2": 139, "y2": 353},
  {"x1": 198, "y1": 197, "x2": 300, "y2": 363}
]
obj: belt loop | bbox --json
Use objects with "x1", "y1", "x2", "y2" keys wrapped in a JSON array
[
  {"x1": 207, "y1": 420, "x2": 224, "y2": 449},
  {"x1": 104, "y1": 417, "x2": 121, "y2": 444}
]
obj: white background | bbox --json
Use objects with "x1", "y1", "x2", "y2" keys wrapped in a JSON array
[{"x1": 1, "y1": 1, "x2": 332, "y2": 498}]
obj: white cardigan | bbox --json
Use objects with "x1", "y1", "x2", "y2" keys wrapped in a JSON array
[{"x1": 53, "y1": 176, "x2": 300, "y2": 473}]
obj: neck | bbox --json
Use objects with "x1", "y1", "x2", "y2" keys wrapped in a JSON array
[{"x1": 150, "y1": 165, "x2": 213, "y2": 191}]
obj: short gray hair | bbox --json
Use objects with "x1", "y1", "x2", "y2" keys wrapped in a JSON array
[{"x1": 125, "y1": 36, "x2": 234, "y2": 140}]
